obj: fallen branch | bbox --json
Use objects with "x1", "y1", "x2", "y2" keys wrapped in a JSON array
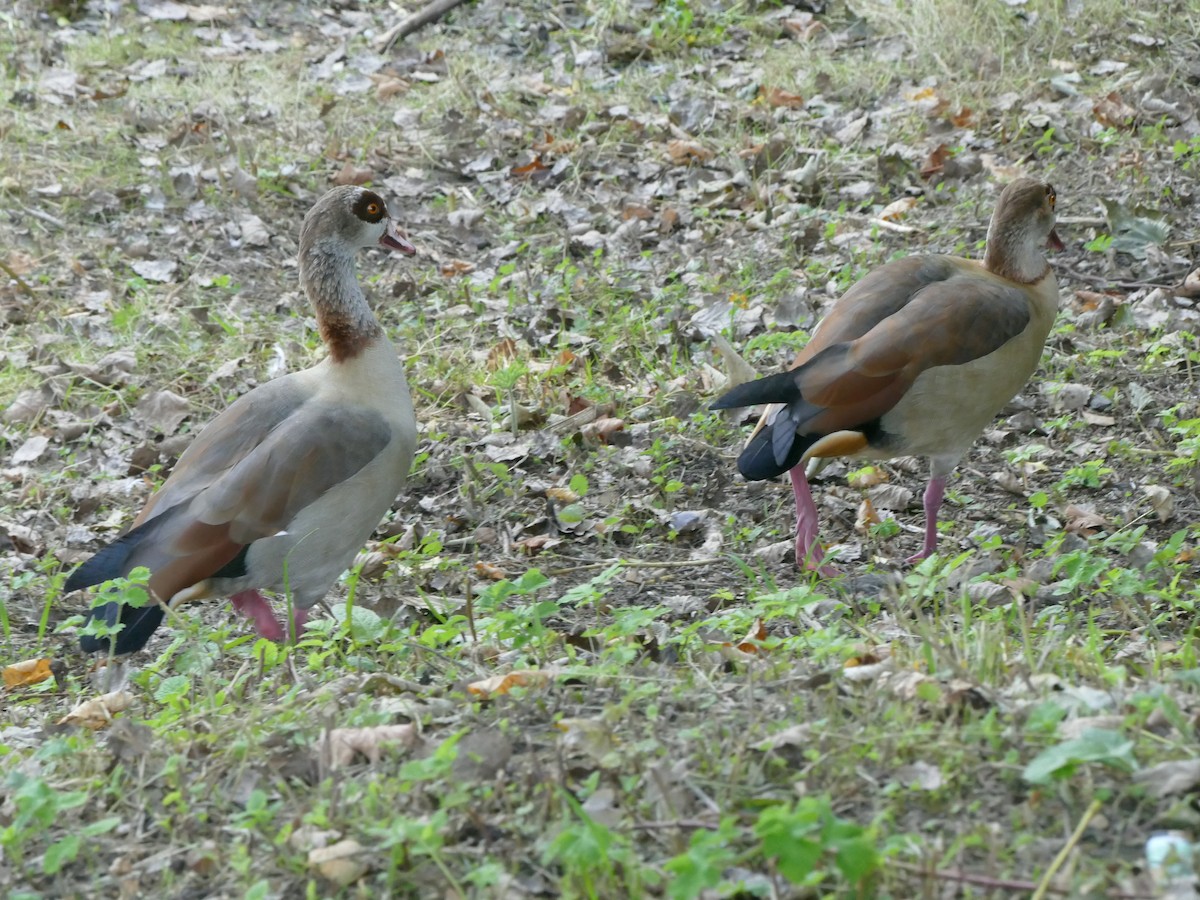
[{"x1": 378, "y1": 0, "x2": 471, "y2": 51}]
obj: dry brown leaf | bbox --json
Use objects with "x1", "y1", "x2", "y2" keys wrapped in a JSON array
[
  {"x1": 372, "y1": 75, "x2": 409, "y2": 101},
  {"x1": 58, "y1": 690, "x2": 133, "y2": 729},
  {"x1": 514, "y1": 534, "x2": 564, "y2": 555},
  {"x1": 659, "y1": 207, "x2": 681, "y2": 233},
  {"x1": 879, "y1": 196, "x2": 918, "y2": 222},
  {"x1": 867, "y1": 484, "x2": 914, "y2": 511},
  {"x1": 532, "y1": 132, "x2": 578, "y2": 155},
  {"x1": 309, "y1": 839, "x2": 369, "y2": 886},
  {"x1": 1064, "y1": 504, "x2": 1107, "y2": 535},
  {"x1": 439, "y1": 259, "x2": 475, "y2": 278},
  {"x1": 546, "y1": 486, "x2": 580, "y2": 503},
  {"x1": 3, "y1": 657, "x2": 53, "y2": 688},
  {"x1": 332, "y1": 161, "x2": 374, "y2": 186},
  {"x1": 324, "y1": 724, "x2": 419, "y2": 770},
  {"x1": 763, "y1": 86, "x2": 805, "y2": 109},
  {"x1": 1093, "y1": 91, "x2": 1138, "y2": 129},
  {"x1": 467, "y1": 669, "x2": 556, "y2": 698},
  {"x1": 666, "y1": 139, "x2": 714, "y2": 165},
  {"x1": 487, "y1": 337, "x2": 519, "y2": 370},
  {"x1": 734, "y1": 617, "x2": 768, "y2": 653},
  {"x1": 920, "y1": 143, "x2": 950, "y2": 179},
  {"x1": 474, "y1": 561, "x2": 507, "y2": 581},
  {"x1": 511, "y1": 156, "x2": 548, "y2": 176},
  {"x1": 854, "y1": 497, "x2": 881, "y2": 534},
  {"x1": 1072, "y1": 289, "x2": 1115, "y2": 311},
  {"x1": 781, "y1": 14, "x2": 824, "y2": 40},
  {"x1": 622, "y1": 202, "x2": 654, "y2": 221},
  {"x1": 948, "y1": 107, "x2": 975, "y2": 127},
  {"x1": 580, "y1": 416, "x2": 625, "y2": 444}
]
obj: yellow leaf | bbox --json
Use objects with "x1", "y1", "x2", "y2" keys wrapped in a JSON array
[
  {"x1": 467, "y1": 669, "x2": 555, "y2": 698},
  {"x1": 3, "y1": 657, "x2": 53, "y2": 688}
]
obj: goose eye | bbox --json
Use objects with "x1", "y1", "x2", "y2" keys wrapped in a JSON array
[
  {"x1": 366, "y1": 202, "x2": 380, "y2": 216},
  {"x1": 1045, "y1": 186, "x2": 1056, "y2": 210}
]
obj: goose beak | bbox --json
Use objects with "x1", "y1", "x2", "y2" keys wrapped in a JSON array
[
  {"x1": 380, "y1": 220, "x2": 417, "y2": 255},
  {"x1": 1046, "y1": 228, "x2": 1064, "y2": 252}
]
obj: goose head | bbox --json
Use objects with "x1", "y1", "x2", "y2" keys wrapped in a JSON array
[{"x1": 300, "y1": 185, "x2": 417, "y2": 258}]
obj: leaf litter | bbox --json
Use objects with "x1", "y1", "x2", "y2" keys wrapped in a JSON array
[{"x1": 1, "y1": 0, "x2": 1200, "y2": 896}]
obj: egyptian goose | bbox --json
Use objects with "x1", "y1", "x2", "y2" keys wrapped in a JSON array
[
  {"x1": 711, "y1": 177, "x2": 1063, "y2": 571},
  {"x1": 68, "y1": 186, "x2": 418, "y2": 653}
]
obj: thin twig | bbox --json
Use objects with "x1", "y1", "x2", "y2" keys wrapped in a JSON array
[
  {"x1": 629, "y1": 818, "x2": 720, "y2": 831},
  {"x1": 1031, "y1": 798, "x2": 1104, "y2": 900},
  {"x1": 1058, "y1": 264, "x2": 1189, "y2": 292},
  {"x1": 0, "y1": 258, "x2": 35, "y2": 297},
  {"x1": 19, "y1": 203, "x2": 66, "y2": 229},
  {"x1": 892, "y1": 859, "x2": 1155, "y2": 899},
  {"x1": 378, "y1": 0, "x2": 471, "y2": 51}
]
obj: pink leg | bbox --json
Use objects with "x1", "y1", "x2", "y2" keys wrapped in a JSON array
[
  {"x1": 790, "y1": 467, "x2": 837, "y2": 576},
  {"x1": 905, "y1": 476, "x2": 947, "y2": 563},
  {"x1": 231, "y1": 590, "x2": 286, "y2": 641},
  {"x1": 288, "y1": 605, "x2": 308, "y2": 642}
]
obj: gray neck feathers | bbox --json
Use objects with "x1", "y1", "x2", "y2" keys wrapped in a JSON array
[
  {"x1": 299, "y1": 235, "x2": 382, "y2": 363},
  {"x1": 984, "y1": 218, "x2": 1049, "y2": 285}
]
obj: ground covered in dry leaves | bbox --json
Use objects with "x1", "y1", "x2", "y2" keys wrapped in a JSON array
[{"x1": 3, "y1": 0, "x2": 1200, "y2": 896}]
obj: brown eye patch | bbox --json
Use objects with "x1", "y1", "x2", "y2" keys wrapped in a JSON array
[{"x1": 353, "y1": 190, "x2": 387, "y2": 223}]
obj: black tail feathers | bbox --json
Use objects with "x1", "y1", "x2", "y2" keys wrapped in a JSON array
[
  {"x1": 708, "y1": 369, "x2": 801, "y2": 411},
  {"x1": 78, "y1": 601, "x2": 165, "y2": 654},
  {"x1": 67, "y1": 519, "x2": 166, "y2": 654},
  {"x1": 736, "y1": 420, "x2": 812, "y2": 480}
]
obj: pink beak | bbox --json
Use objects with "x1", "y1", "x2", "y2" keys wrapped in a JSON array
[{"x1": 379, "y1": 219, "x2": 416, "y2": 255}]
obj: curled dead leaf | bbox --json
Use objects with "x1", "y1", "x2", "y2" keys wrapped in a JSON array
[
  {"x1": 59, "y1": 690, "x2": 133, "y2": 729},
  {"x1": 511, "y1": 155, "x2": 549, "y2": 177},
  {"x1": 332, "y1": 161, "x2": 374, "y2": 186},
  {"x1": 1142, "y1": 485, "x2": 1174, "y2": 523},
  {"x1": 948, "y1": 106, "x2": 975, "y2": 127},
  {"x1": 854, "y1": 497, "x2": 881, "y2": 535},
  {"x1": 467, "y1": 668, "x2": 557, "y2": 698},
  {"x1": 781, "y1": 14, "x2": 824, "y2": 40},
  {"x1": 1064, "y1": 504, "x2": 1107, "y2": 535},
  {"x1": 323, "y1": 724, "x2": 419, "y2": 770},
  {"x1": 3, "y1": 657, "x2": 53, "y2": 688},
  {"x1": 309, "y1": 839, "x2": 369, "y2": 886},
  {"x1": 546, "y1": 486, "x2": 580, "y2": 503},
  {"x1": 666, "y1": 139, "x2": 714, "y2": 165},
  {"x1": 1093, "y1": 91, "x2": 1138, "y2": 129},
  {"x1": 439, "y1": 259, "x2": 475, "y2": 278},
  {"x1": 580, "y1": 416, "x2": 625, "y2": 445},
  {"x1": 514, "y1": 534, "x2": 564, "y2": 555},
  {"x1": 920, "y1": 143, "x2": 950, "y2": 179},
  {"x1": 879, "y1": 196, "x2": 918, "y2": 222},
  {"x1": 762, "y1": 86, "x2": 804, "y2": 109},
  {"x1": 487, "y1": 337, "x2": 519, "y2": 370},
  {"x1": 474, "y1": 561, "x2": 507, "y2": 581}
]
